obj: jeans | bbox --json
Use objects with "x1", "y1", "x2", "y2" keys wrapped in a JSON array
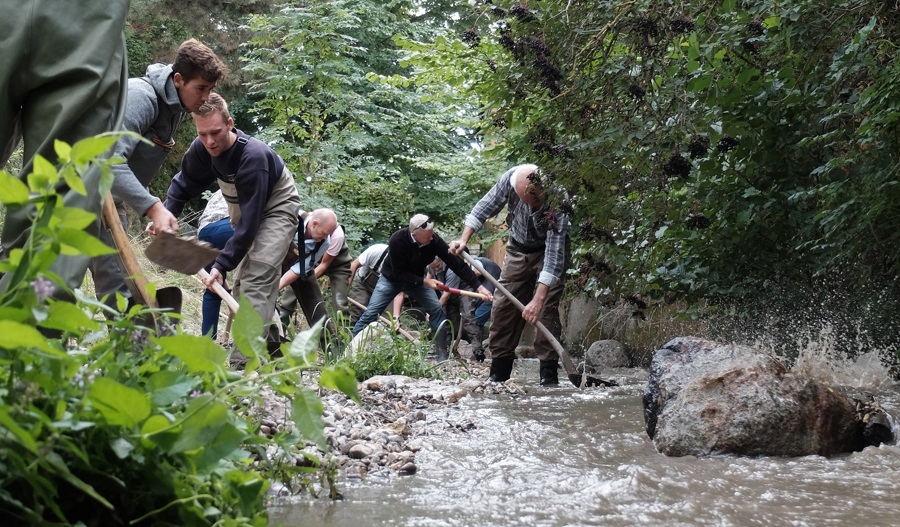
[
  {"x1": 198, "y1": 218, "x2": 233, "y2": 339},
  {"x1": 351, "y1": 275, "x2": 446, "y2": 337}
]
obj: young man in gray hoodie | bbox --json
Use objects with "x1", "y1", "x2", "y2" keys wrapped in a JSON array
[{"x1": 90, "y1": 38, "x2": 227, "y2": 306}]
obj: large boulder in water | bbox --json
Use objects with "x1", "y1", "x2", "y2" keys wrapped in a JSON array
[{"x1": 644, "y1": 337, "x2": 893, "y2": 457}]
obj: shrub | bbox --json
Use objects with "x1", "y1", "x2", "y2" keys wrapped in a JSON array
[{"x1": 0, "y1": 136, "x2": 359, "y2": 526}]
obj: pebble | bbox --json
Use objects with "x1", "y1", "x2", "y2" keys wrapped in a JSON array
[{"x1": 247, "y1": 360, "x2": 526, "y2": 486}]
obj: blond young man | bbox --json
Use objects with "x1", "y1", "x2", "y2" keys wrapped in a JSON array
[{"x1": 155, "y1": 93, "x2": 301, "y2": 352}]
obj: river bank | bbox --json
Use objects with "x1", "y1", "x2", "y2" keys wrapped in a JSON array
[{"x1": 249, "y1": 360, "x2": 537, "y2": 495}]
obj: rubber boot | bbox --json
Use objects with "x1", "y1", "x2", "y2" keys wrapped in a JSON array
[
  {"x1": 434, "y1": 322, "x2": 450, "y2": 362},
  {"x1": 278, "y1": 306, "x2": 292, "y2": 332},
  {"x1": 539, "y1": 360, "x2": 560, "y2": 387},
  {"x1": 472, "y1": 326, "x2": 486, "y2": 362},
  {"x1": 488, "y1": 356, "x2": 514, "y2": 382}
]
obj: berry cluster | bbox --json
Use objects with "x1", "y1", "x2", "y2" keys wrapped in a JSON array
[
  {"x1": 747, "y1": 18, "x2": 765, "y2": 36},
  {"x1": 670, "y1": 15, "x2": 695, "y2": 35},
  {"x1": 628, "y1": 83, "x2": 646, "y2": 100},
  {"x1": 509, "y1": 3, "x2": 536, "y2": 23},
  {"x1": 461, "y1": 28, "x2": 481, "y2": 48},
  {"x1": 717, "y1": 136, "x2": 739, "y2": 152},
  {"x1": 663, "y1": 154, "x2": 691, "y2": 179},
  {"x1": 633, "y1": 16, "x2": 659, "y2": 40},
  {"x1": 687, "y1": 135, "x2": 710, "y2": 159},
  {"x1": 685, "y1": 213, "x2": 711, "y2": 229},
  {"x1": 578, "y1": 220, "x2": 614, "y2": 243}
]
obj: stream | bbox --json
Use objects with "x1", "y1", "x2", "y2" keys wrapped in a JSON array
[{"x1": 270, "y1": 358, "x2": 900, "y2": 527}]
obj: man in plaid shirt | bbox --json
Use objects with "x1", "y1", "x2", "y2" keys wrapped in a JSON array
[{"x1": 450, "y1": 164, "x2": 570, "y2": 386}]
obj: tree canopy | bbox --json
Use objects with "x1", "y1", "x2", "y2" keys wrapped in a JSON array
[{"x1": 127, "y1": 0, "x2": 900, "y2": 315}]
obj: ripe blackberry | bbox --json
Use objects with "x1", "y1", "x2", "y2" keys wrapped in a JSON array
[
  {"x1": 527, "y1": 36, "x2": 550, "y2": 56},
  {"x1": 559, "y1": 198, "x2": 574, "y2": 215},
  {"x1": 490, "y1": 6, "x2": 506, "y2": 18},
  {"x1": 663, "y1": 154, "x2": 691, "y2": 179},
  {"x1": 488, "y1": 60, "x2": 498, "y2": 72},
  {"x1": 633, "y1": 16, "x2": 658, "y2": 39},
  {"x1": 579, "y1": 220, "x2": 593, "y2": 240},
  {"x1": 492, "y1": 117, "x2": 507, "y2": 129},
  {"x1": 685, "y1": 213, "x2": 711, "y2": 229},
  {"x1": 534, "y1": 55, "x2": 562, "y2": 81},
  {"x1": 499, "y1": 34, "x2": 516, "y2": 53},
  {"x1": 687, "y1": 135, "x2": 710, "y2": 159},
  {"x1": 747, "y1": 18, "x2": 765, "y2": 36},
  {"x1": 670, "y1": 15, "x2": 695, "y2": 35},
  {"x1": 740, "y1": 38, "x2": 760, "y2": 55},
  {"x1": 509, "y1": 3, "x2": 536, "y2": 23},
  {"x1": 628, "y1": 83, "x2": 646, "y2": 100},
  {"x1": 461, "y1": 28, "x2": 481, "y2": 48},
  {"x1": 717, "y1": 136, "x2": 739, "y2": 152}
]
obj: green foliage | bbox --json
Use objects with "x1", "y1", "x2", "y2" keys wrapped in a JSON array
[
  {"x1": 0, "y1": 141, "x2": 360, "y2": 525},
  {"x1": 397, "y1": 0, "x2": 900, "y2": 304},
  {"x1": 341, "y1": 323, "x2": 442, "y2": 381},
  {"x1": 242, "y1": 0, "x2": 494, "y2": 246}
]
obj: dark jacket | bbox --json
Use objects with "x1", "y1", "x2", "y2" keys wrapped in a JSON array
[{"x1": 382, "y1": 227, "x2": 481, "y2": 291}]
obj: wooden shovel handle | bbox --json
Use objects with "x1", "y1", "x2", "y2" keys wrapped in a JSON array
[
  {"x1": 197, "y1": 268, "x2": 240, "y2": 314},
  {"x1": 436, "y1": 282, "x2": 489, "y2": 301},
  {"x1": 461, "y1": 252, "x2": 578, "y2": 378},
  {"x1": 101, "y1": 193, "x2": 157, "y2": 309},
  {"x1": 347, "y1": 297, "x2": 416, "y2": 341}
]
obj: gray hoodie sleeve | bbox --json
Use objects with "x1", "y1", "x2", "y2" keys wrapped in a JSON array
[{"x1": 109, "y1": 78, "x2": 162, "y2": 215}]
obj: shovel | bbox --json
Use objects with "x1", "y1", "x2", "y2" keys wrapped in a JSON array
[
  {"x1": 101, "y1": 194, "x2": 182, "y2": 327},
  {"x1": 461, "y1": 252, "x2": 615, "y2": 388},
  {"x1": 435, "y1": 282, "x2": 490, "y2": 301},
  {"x1": 347, "y1": 297, "x2": 416, "y2": 341},
  {"x1": 143, "y1": 231, "x2": 238, "y2": 313}
]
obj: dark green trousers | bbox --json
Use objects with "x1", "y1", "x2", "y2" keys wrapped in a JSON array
[{"x1": 0, "y1": 0, "x2": 130, "y2": 293}]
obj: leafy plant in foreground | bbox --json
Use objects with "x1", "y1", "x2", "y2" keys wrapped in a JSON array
[{"x1": 0, "y1": 136, "x2": 360, "y2": 526}]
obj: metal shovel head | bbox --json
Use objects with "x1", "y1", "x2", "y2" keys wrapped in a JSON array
[{"x1": 145, "y1": 231, "x2": 220, "y2": 275}]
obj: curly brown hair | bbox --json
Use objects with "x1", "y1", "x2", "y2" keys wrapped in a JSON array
[{"x1": 173, "y1": 38, "x2": 227, "y2": 83}]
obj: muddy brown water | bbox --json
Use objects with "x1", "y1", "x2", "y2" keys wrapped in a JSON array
[{"x1": 270, "y1": 358, "x2": 900, "y2": 527}]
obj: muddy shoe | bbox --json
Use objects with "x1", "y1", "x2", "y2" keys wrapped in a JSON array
[{"x1": 228, "y1": 348, "x2": 248, "y2": 370}]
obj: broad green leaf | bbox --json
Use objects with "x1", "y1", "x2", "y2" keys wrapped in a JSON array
[
  {"x1": 53, "y1": 205, "x2": 98, "y2": 230},
  {"x1": 291, "y1": 388, "x2": 326, "y2": 450},
  {"x1": 0, "y1": 320, "x2": 56, "y2": 353},
  {"x1": 225, "y1": 470, "x2": 268, "y2": 516},
  {"x1": 27, "y1": 154, "x2": 57, "y2": 190},
  {"x1": 110, "y1": 437, "x2": 135, "y2": 459},
  {"x1": 0, "y1": 407, "x2": 38, "y2": 453},
  {"x1": 60, "y1": 164, "x2": 86, "y2": 196},
  {"x1": 42, "y1": 452, "x2": 114, "y2": 510},
  {"x1": 158, "y1": 334, "x2": 228, "y2": 374},
  {"x1": 54, "y1": 139, "x2": 72, "y2": 162},
  {"x1": 232, "y1": 292, "x2": 265, "y2": 366},
  {"x1": 194, "y1": 421, "x2": 247, "y2": 471},
  {"x1": 0, "y1": 171, "x2": 30, "y2": 204},
  {"x1": 70, "y1": 135, "x2": 117, "y2": 166},
  {"x1": 39, "y1": 301, "x2": 100, "y2": 333},
  {"x1": 287, "y1": 318, "x2": 324, "y2": 367},
  {"x1": 168, "y1": 396, "x2": 229, "y2": 454},
  {"x1": 140, "y1": 414, "x2": 180, "y2": 451},
  {"x1": 57, "y1": 228, "x2": 117, "y2": 257},
  {"x1": 87, "y1": 378, "x2": 152, "y2": 428},
  {"x1": 319, "y1": 365, "x2": 361, "y2": 405},
  {"x1": 148, "y1": 370, "x2": 196, "y2": 406}
]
